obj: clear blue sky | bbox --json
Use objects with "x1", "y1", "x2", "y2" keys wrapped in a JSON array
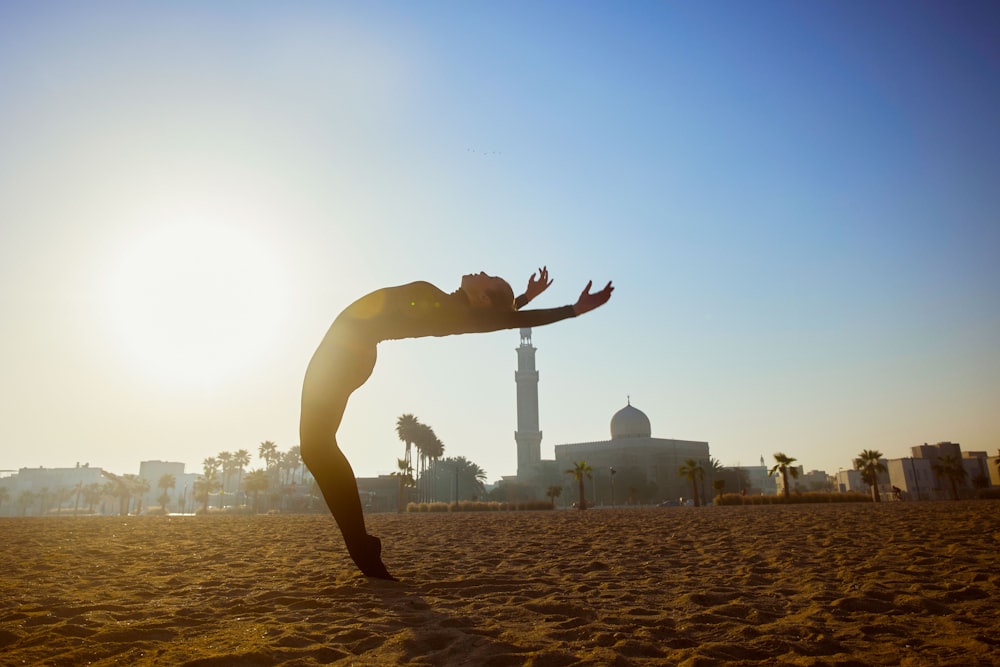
[{"x1": 1, "y1": 1, "x2": 998, "y2": 483}]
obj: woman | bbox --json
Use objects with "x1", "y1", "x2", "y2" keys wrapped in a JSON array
[{"x1": 300, "y1": 267, "x2": 613, "y2": 579}]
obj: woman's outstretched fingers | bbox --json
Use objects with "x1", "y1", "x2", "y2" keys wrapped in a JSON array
[{"x1": 573, "y1": 279, "x2": 613, "y2": 316}]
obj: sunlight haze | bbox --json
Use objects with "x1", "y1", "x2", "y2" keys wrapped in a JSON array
[{"x1": 1, "y1": 2, "x2": 998, "y2": 484}]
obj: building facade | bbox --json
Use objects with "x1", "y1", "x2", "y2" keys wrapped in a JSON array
[
  {"x1": 512, "y1": 328, "x2": 711, "y2": 505},
  {"x1": 553, "y1": 402, "x2": 711, "y2": 505},
  {"x1": 0, "y1": 464, "x2": 105, "y2": 515},
  {"x1": 734, "y1": 458, "x2": 778, "y2": 495},
  {"x1": 886, "y1": 442, "x2": 991, "y2": 500},
  {"x1": 774, "y1": 466, "x2": 835, "y2": 494},
  {"x1": 138, "y1": 460, "x2": 198, "y2": 513}
]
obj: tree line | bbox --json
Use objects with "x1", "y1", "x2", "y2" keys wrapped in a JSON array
[
  {"x1": 4, "y1": 438, "x2": 988, "y2": 516},
  {"x1": 558, "y1": 447, "x2": 984, "y2": 510},
  {"x1": 191, "y1": 442, "x2": 308, "y2": 514},
  {"x1": 391, "y1": 413, "x2": 488, "y2": 510}
]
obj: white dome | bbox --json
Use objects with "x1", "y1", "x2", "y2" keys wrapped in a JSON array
[{"x1": 610, "y1": 402, "x2": 651, "y2": 440}]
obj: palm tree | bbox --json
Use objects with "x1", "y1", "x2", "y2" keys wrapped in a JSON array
[
  {"x1": 423, "y1": 434, "x2": 445, "y2": 502},
  {"x1": 390, "y1": 458, "x2": 415, "y2": 512},
  {"x1": 202, "y1": 457, "x2": 221, "y2": 507},
  {"x1": 286, "y1": 446, "x2": 302, "y2": 485},
  {"x1": 37, "y1": 487, "x2": 53, "y2": 515},
  {"x1": 82, "y1": 483, "x2": 102, "y2": 514},
  {"x1": 276, "y1": 450, "x2": 290, "y2": 486},
  {"x1": 712, "y1": 479, "x2": 726, "y2": 503},
  {"x1": 395, "y1": 414, "x2": 421, "y2": 474},
  {"x1": 281, "y1": 448, "x2": 302, "y2": 486},
  {"x1": 158, "y1": 473, "x2": 176, "y2": 513},
  {"x1": 769, "y1": 452, "x2": 799, "y2": 499},
  {"x1": 101, "y1": 471, "x2": 142, "y2": 515},
  {"x1": 16, "y1": 490, "x2": 37, "y2": 516},
  {"x1": 72, "y1": 481, "x2": 84, "y2": 516},
  {"x1": 413, "y1": 423, "x2": 428, "y2": 500},
  {"x1": 129, "y1": 475, "x2": 150, "y2": 514},
  {"x1": 565, "y1": 461, "x2": 593, "y2": 510},
  {"x1": 678, "y1": 458, "x2": 705, "y2": 506},
  {"x1": 854, "y1": 450, "x2": 886, "y2": 502},
  {"x1": 704, "y1": 457, "x2": 724, "y2": 505},
  {"x1": 931, "y1": 454, "x2": 968, "y2": 500},
  {"x1": 413, "y1": 422, "x2": 439, "y2": 502},
  {"x1": 448, "y1": 456, "x2": 487, "y2": 501},
  {"x1": 243, "y1": 469, "x2": 269, "y2": 513},
  {"x1": 422, "y1": 456, "x2": 486, "y2": 502},
  {"x1": 217, "y1": 451, "x2": 234, "y2": 507},
  {"x1": 233, "y1": 449, "x2": 251, "y2": 505},
  {"x1": 55, "y1": 486, "x2": 73, "y2": 514},
  {"x1": 258, "y1": 441, "x2": 279, "y2": 483},
  {"x1": 546, "y1": 485, "x2": 563, "y2": 509},
  {"x1": 203, "y1": 456, "x2": 219, "y2": 476},
  {"x1": 194, "y1": 470, "x2": 221, "y2": 514},
  {"x1": 0, "y1": 486, "x2": 9, "y2": 514}
]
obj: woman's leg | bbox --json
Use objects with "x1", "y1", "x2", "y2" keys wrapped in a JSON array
[
  {"x1": 300, "y1": 430, "x2": 395, "y2": 580},
  {"x1": 300, "y1": 336, "x2": 394, "y2": 579}
]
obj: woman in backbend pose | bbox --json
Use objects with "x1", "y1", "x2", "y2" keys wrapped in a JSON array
[{"x1": 300, "y1": 267, "x2": 613, "y2": 579}]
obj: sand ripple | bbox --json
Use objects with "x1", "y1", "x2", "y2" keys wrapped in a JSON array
[{"x1": 1, "y1": 501, "x2": 999, "y2": 665}]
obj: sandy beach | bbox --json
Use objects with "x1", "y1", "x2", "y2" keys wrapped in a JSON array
[{"x1": 1, "y1": 501, "x2": 998, "y2": 666}]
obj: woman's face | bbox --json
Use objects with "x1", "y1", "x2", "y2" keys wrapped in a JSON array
[{"x1": 461, "y1": 272, "x2": 512, "y2": 308}]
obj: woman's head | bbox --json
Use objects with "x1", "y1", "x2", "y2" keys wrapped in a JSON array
[{"x1": 460, "y1": 272, "x2": 515, "y2": 311}]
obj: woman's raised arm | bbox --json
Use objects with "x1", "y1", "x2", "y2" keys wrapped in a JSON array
[
  {"x1": 514, "y1": 266, "x2": 553, "y2": 310},
  {"x1": 572, "y1": 280, "x2": 614, "y2": 316}
]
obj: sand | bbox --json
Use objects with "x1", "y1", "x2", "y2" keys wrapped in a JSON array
[{"x1": 1, "y1": 501, "x2": 998, "y2": 666}]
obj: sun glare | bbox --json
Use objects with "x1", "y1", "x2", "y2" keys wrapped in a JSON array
[{"x1": 102, "y1": 221, "x2": 287, "y2": 391}]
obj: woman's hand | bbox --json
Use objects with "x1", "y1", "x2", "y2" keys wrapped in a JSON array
[
  {"x1": 516, "y1": 266, "x2": 553, "y2": 309},
  {"x1": 572, "y1": 280, "x2": 614, "y2": 316}
]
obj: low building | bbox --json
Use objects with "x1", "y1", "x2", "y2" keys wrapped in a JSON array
[
  {"x1": 775, "y1": 467, "x2": 835, "y2": 494},
  {"x1": 886, "y1": 442, "x2": 986, "y2": 500},
  {"x1": 356, "y1": 475, "x2": 407, "y2": 513},
  {"x1": 733, "y1": 458, "x2": 777, "y2": 495},
  {"x1": 835, "y1": 468, "x2": 867, "y2": 494},
  {"x1": 962, "y1": 451, "x2": 993, "y2": 489},
  {"x1": 138, "y1": 461, "x2": 199, "y2": 513},
  {"x1": 834, "y1": 457, "x2": 891, "y2": 498},
  {"x1": 989, "y1": 451, "x2": 1000, "y2": 487},
  {"x1": 551, "y1": 401, "x2": 710, "y2": 506},
  {"x1": 0, "y1": 464, "x2": 105, "y2": 516},
  {"x1": 886, "y1": 457, "x2": 938, "y2": 500}
]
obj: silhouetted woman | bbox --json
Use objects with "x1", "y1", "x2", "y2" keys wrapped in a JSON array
[{"x1": 300, "y1": 267, "x2": 613, "y2": 579}]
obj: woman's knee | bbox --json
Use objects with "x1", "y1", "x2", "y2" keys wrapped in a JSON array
[{"x1": 301, "y1": 437, "x2": 349, "y2": 473}]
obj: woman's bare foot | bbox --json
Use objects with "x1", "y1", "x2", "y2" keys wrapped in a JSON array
[{"x1": 348, "y1": 534, "x2": 397, "y2": 581}]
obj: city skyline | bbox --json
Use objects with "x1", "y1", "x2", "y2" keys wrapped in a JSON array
[
  {"x1": 2, "y1": 2, "x2": 998, "y2": 483},
  {"x1": 0, "y1": 377, "x2": 981, "y2": 485}
]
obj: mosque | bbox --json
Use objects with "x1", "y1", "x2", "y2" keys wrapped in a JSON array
[{"x1": 513, "y1": 328, "x2": 711, "y2": 505}]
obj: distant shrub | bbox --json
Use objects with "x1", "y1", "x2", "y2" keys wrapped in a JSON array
[
  {"x1": 716, "y1": 492, "x2": 872, "y2": 506},
  {"x1": 404, "y1": 500, "x2": 556, "y2": 512},
  {"x1": 510, "y1": 500, "x2": 553, "y2": 511},
  {"x1": 453, "y1": 501, "x2": 492, "y2": 512}
]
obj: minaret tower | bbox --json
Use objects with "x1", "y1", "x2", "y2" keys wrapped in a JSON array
[{"x1": 514, "y1": 328, "x2": 542, "y2": 478}]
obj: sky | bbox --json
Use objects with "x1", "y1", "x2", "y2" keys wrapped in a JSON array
[{"x1": 1, "y1": 1, "x2": 998, "y2": 485}]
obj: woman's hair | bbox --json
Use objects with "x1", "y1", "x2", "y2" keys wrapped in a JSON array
[{"x1": 484, "y1": 280, "x2": 516, "y2": 311}]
